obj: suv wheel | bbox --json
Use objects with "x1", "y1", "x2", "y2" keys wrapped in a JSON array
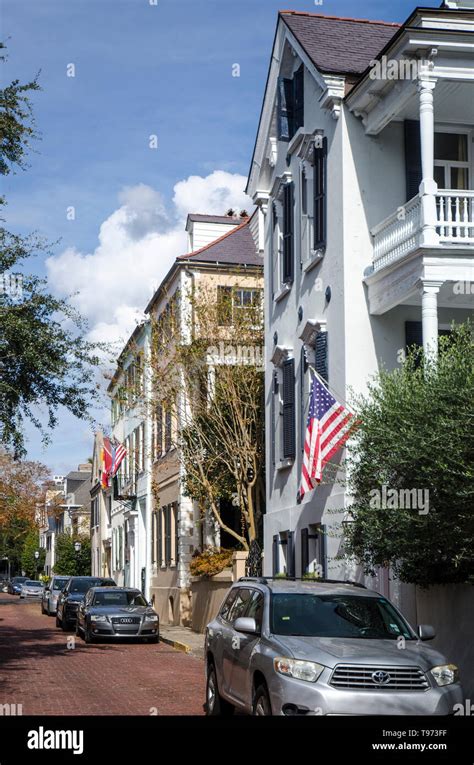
[
  {"x1": 56, "y1": 613, "x2": 62, "y2": 629},
  {"x1": 206, "y1": 663, "x2": 234, "y2": 716},
  {"x1": 253, "y1": 684, "x2": 272, "y2": 716}
]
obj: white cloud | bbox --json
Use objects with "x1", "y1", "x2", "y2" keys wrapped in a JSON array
[{"x1": 46, "y1": 171, "x2": 252, "y2": 348}]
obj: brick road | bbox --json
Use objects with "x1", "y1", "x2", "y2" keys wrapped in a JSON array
[{"x1": 0, "y1": 593, "x2": 205, "y2": 715}]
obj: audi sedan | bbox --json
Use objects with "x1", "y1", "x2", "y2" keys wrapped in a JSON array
[{"x1": 76, "y1": 587, "x2": 159, "y2": 643}]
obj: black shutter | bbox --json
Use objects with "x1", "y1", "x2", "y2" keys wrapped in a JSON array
[
  {"x1": 293, "y1": 65, "x2": 304, "y2": 133},
  {"x1": 156, "y1": 405, "x2": 163, "y2": 458},
  {"x1": 315, "y1": 331, "x2": 328, "y2": 383},
  {"x1": 217, "y1": 285, "x2": 233, "y2": 326},
  {"x1": 157, "y1": 508, "x2": 162, "y2": 567},
  {"x1": 282, "y1": 358, "x2": 296, "y2": 459},
  {"x1": 272, "y1": 535, "x2": 279, "y2": 576},
  {"x1": 287, "y1": 531, "x2": 295, "y2": 578},
  {"x1": 278, "y1": 77, "x2": 294, "y2": 141},
  {"x1": 313, "y1": 137, "x2": 327, "y2": 249},
  {"x1": 165, "y1": 505, "x2": 172, "y2": 566},
  {"x1": 301, "y1": 528, "x2": 309, "y2": 576},
  {"x1": 282, "y1": 182, "x2": 294, "y2": 283},
  {"x1": 320, "y1": 524, "x2": 328, "y2": 578},
  {"x1": 404, "y1": 120, "x2": 422, "y2": 202},
  {"x1": 174, "y1": 503, "x2": 179, "y2": 565}
]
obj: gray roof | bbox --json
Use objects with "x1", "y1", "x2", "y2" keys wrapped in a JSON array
[
  {"x1": 281, "y1": 11, "x2": 400, "y2": 75},
  {"x1": 178, "y1": 217, "x2": 261, "y2": 267}
]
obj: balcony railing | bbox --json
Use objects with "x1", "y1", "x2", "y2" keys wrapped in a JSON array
[{"x1": 371, "y1": 190, "x2": 474, "y2": 273}]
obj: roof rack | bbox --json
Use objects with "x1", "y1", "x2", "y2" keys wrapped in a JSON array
[{"x1": 238, "y1": 576, "x2": 367, "y2": 589}]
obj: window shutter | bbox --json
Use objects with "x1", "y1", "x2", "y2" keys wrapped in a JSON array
[
  {"x1": 313, "y1": 137, "x2": 327, "y2": 249},
  {"x1": 300, "y1": 346, "x2": 308, "y2": 453},
  {"x1": 287, "y1": 531, "x2": 295, "y2": 578},
  {"x1": 282, "y1": 182, "x2": 294, "y2": 283},
  {"x1": 157, "y1": 508, "x2": 162, "y2": 566},
  {"x1": 156, "y1": 405, "x2": 163, "y2": 458},
  {"x1": 272, "y1": 535, "x2": 279, "y2": 576},
  {"x1": 278, "y1": 77, "x2": 294, "y2": 141},
  {"x1": 320, "y1": 524, "x2": 328, "y2": 578},
  {"x1": 217, "y1": 285, "x2": 233, "y2": 326},
  {"x1": 165, "y1": 505, "x2": 172, "y2": 566},
  {"x1": 282, "y1": 358, "x2": 296, "y2": 460},
  {"x1": 315, "y1": 331, "x2": 328, "y2": 383},
  {"x1": 174, "y1": 503, "x2": 179, "y2": 565},
  {"x1": 404, "y1": 120, "x2": 422, "y2": 202},
  {"x1": 301, "y1": 528, "x2": 309, "y2": 576},
  {"x1": 293, "y1": 65, "x2": 304, "y2": 133},
  {"x1": 165, "y1": 407, "x2": 172, "y2": 451}
]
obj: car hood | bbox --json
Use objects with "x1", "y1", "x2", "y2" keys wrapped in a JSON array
[{"x1": 271, "y1": 635, "x2": 448, "y2": 670}]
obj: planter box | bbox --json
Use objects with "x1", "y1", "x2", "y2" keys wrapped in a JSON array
[{"x1": 191, "y1": 569, "x2": 233, "y2": 634}]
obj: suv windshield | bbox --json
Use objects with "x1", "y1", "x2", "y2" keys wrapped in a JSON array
[
  {"x1": 271, "y1": 594, "x2": 415, "y2": 640},
  {"x1": 92, "y1": 591, "x2": 147, "y2": 607},
  {"x1": 52, "y1": 578, "x2": 69, "y2": 591},
  {"x1": 69, "y1": 578, "x2": 114, "y2": 594}
]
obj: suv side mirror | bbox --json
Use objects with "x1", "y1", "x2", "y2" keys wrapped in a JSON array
[
  {"x1": 418, "y1": 624, "x2": 435, "y2": 641},
  {"x1": 234, "y1": 617, "x2": 258, "y2": 635}
]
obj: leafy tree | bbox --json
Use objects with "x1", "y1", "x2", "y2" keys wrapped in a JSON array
[
  {"x1": 0, "y1": 43, "x2": 101, "y2": 457},
  {"x1": 343, "y1": 322, "x2": 474, "y2": 587},
  {"x1": 21, "y1": 527, "x2": 45, "y2": 578},
  {"x1": 0, "y1": 450, "x2": 50, "y2": 574},
  {"x1": 54, "y1": 533, "x2": 91, "y2": 576}
]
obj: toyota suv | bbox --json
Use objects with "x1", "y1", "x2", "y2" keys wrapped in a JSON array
[{"x1": 205, "y1": 578, "x2": 464, "y2": 716}]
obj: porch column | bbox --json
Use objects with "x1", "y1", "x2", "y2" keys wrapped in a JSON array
[
  {"x1": 419, "y1": 280, "x2": 443, "y2": 360},
  {"x1": 418, "y1": 77, "x2": 439, "y2": 246}
]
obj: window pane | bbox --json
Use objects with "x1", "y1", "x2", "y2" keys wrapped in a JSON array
[
  {"x1": 434, "y1": 132, "x2": 468, "y2": 162},
  {"x1": 451, "y1": 167, "x2": 469, "y2": 190},
  {"x1": 434, "y1": 165, "x2": 445, "y2": 188},
  {"x1": 227, "y1": 588, "x2": 253, "y2": 622}
]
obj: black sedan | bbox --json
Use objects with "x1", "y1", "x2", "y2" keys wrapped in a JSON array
[
  {"x1": 56, "y1": 576, "x2": 116, "y2": 630},
  {"x1": 76, "y1": 587, "x2": 159, "y2": 643}
]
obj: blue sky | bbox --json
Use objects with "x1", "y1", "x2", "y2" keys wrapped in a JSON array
[{"x1": 2, "y1": 0, "x2": 438, "y2": 474}]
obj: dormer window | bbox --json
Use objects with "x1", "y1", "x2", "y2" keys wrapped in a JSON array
[{"x1": 278, "y1": 65, "x2": 304, "y2": 141}]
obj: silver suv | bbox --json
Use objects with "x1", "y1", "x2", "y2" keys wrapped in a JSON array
[{"x1": 205, "y1": 578, "x2": 464, "y2": 716}]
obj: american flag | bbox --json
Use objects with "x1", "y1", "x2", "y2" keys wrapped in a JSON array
[
  {"x1": 111, "y1": 440, "x2": 127, "y2": 478},
  {"x1": 101, "y1": 437, "x2": 127, "y2": 489},
  {"x1": 299, "y1": 372, "x2": 355, "y2": 499}
]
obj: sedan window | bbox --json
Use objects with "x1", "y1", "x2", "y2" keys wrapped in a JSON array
[{"x1": 92, "y1": 591, "x2": 147, "y2": 607}]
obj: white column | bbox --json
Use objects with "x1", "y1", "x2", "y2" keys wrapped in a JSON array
[
  {"x1": 418, "y1": 77, "x2": 439, "y2": 246},
  {"x1": 419, "y1": 280, "x2": 443, "y2": 360}
]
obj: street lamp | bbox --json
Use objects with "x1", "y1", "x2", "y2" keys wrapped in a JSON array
[
  {"x1": 34, "y1": 550, "x2": 39, "y2": 580},
  {"x1": 74, "y1": 541, "x2": 82, "y2": 575}
]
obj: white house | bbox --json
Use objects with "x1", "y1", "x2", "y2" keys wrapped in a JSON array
[
  {"x1": 107, "y1": 321, "x2": 153, "y2": 593},
  {"x1": 246, "y1": 3, "x2": 473, "y2": 602}
]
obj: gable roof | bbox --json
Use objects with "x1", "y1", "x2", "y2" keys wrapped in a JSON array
[
  {"x1": 280, "y1": 11, "x2": 400, "y2": 75},
  {"x1": 178, "y1": 214, "x2": 261, "y2": 266}
]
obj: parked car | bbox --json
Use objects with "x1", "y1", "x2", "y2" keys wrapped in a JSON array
[
  {"x1": 0, "y1": 577, "x2": 9, "y2": 593},
  {"x1": 41, "y1": 575, "x2": 71, "y2": 616},
  {"x1": 76, "y1": 587, "x2": 159, "y2": 643},
  {"x1": 56, "y1": 576, "x2": 116, "y2": 630},
  {"x1": 19, "y1": 580, "x2": 44, "y2": 599},
  {"x1": 7, "y1": 576, "x2": 28, "y2": 595},
  {"x1": 205, "y1": 577, "x2": 464, "y2": 716}
]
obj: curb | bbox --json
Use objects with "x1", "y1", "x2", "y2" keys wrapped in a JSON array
[{"x1": 159, "y1": 634, "x2": 192, "y2": 654}]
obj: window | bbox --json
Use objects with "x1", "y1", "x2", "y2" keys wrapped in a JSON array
[
  {"x1": 434, "y1": 131, "x2": 469, "y2": 190},
  {"x1": 164, "y1": 407, "x2": 172, "y2": 451},
  {"x1": 313, "y1": 137, "x2": 327, "y2": 250},
  {"x1": 217, "y1": 287, "x2": 262, "y2": 325},
  {"x1": 220, "y1": 589, "x2": 238, "y2": 621},
  {"x1": 227, "y1": 588, "x2": 254, "y2": 623},
  {"x1": 217, "y1": 286, "x2": 233, "y2": 326},
  {"x1": 282, "y1": 358, "x2": 296, "y2": 460},
  {"x1": 246, "y1": 591, "x2": 264, "y2": 632},
  {"x1": 282, "y1": 182, "x2": 294, "y2": 283},
  {"x1": 154, "y1": 405, "x2": 163, "y2": 460},
  {"x1": 315, "y1": 330, "x2": 328, "y2": 383},
  {"x1": 277, "y1": 65, "x2": 304, "y2": 142}
]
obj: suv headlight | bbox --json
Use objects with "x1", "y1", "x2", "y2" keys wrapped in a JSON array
[
  {"x1": 91, "y1": 615, "x2": 107, "y2": 623},
  {"x1": 274, "y1": 657, "x2": 324, "y2": 683},
  {"x1": 145, "y1": 612, "x2": 158, "y2": 622},
  {"x1": 430, "y1": 664, "x2": 459, "y2": 687}
]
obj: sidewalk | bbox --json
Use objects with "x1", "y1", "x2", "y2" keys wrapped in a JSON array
[{"x1": 159, "y1": 624, "x2": 205, "y2": 660}]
